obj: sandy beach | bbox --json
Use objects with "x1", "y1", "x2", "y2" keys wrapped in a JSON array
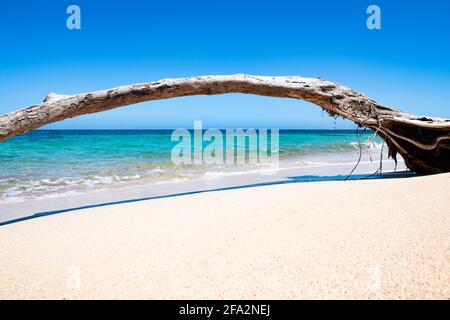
[{"x1": 0, "y1": 173, "x2": 449, "y2": 299}]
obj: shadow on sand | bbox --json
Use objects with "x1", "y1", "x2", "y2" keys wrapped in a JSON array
[{"x1": 0, "y1": 171, "x2": 415, "y2": 227}]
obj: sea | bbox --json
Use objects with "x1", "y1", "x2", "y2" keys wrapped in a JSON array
[{"x1": 0, "y1": 129, "x2": 396, "y2": 206}]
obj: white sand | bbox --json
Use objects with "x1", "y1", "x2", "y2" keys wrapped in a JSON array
[{"x1": 0, "y1": 173, "x2": 449, "y2": 299}]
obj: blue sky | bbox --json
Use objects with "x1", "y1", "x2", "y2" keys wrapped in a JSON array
[{"x1": 0, "y1": 0, "x2": 449, "y2": 129}]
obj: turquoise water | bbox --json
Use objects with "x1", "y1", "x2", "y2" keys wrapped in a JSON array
[{"x1": 0, "y1": 130, "x2": 383, "y2": 202}]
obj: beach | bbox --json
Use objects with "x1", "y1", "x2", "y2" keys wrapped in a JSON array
[
  {"x1": 0, "y1": 130, "x2": 386, "y2": 205},
  {"x1": 0, "y1": 172, "x2": 449, "y2": 299},
  {"x1": 0, "y1": 129, "x2": 400, "y2": 222},
  {"x1": 1, "y1": 0, "x2": 449, "y2": 305}
]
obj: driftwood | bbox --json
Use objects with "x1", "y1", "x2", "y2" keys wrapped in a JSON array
[{"x1": 0, "y1": 74, "x2": 449, "y2": 174}]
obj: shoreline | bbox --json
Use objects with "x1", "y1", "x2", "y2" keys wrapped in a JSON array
[
  {"x1": 0, "y1": 172, "x2": 448, "y2": 299},
  {"x1": 0, "y1": 128, "x2": 387, "y2": 207},
  {"x1": 0, "y1": 159, "x2": 406, "y2": 224}
]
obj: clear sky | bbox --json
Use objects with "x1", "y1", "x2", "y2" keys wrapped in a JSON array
[{"x1": 0, "y1": 0, "x2": 449, "y2": 129}]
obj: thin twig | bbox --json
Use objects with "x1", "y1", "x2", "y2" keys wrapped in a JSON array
[{"x1": 345, "y1": 126, "x2": 363, "y2": 181}]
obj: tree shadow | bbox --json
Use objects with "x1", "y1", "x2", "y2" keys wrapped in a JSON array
[{"x1": 0, "y1": 171, "x2": 415, "y2": 227}]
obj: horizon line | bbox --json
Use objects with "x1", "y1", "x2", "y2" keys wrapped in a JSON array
[{"x1": 34, "y1": 128, "x2": 363, "y2": 131}]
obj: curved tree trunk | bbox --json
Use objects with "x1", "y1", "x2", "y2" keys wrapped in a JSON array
[{"x1": 0, "y1": 74, "x2": 449, "y2": 174}]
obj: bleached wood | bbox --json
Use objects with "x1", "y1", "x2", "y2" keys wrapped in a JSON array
[{"x1": 1, "y1": 74, "x2": 449, "y2": 173}]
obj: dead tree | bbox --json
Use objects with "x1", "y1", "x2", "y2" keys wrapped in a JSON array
[{"x1": 0, "y1": 74, "x2": 449, "y2": 174}]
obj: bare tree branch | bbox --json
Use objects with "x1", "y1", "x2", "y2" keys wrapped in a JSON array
[{"x1": 1, "y1": 74, "x2": 449, "y2": 174}]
